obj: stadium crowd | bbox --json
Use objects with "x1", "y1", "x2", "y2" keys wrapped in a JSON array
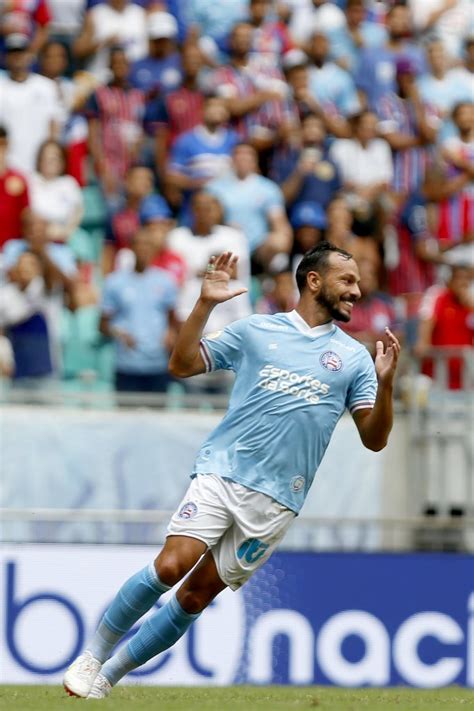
[{"x1": 0, "y1": 0, "x2": 472, "y2": 394}]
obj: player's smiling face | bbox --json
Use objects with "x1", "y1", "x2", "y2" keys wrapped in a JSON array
[{"x1": 316, "y1": 254, "x2": 361, "y2": 323}]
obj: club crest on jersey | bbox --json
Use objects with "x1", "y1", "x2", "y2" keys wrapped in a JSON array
[
  {"x1": 178, "y1": 501, "x2": 198, "y2": 519},
  {"x1": 320, "y1": 351, "x2": 343, "y2": 372},
  {"x1": 290, "y1": 475, "x2": 305, "y2": 493}
]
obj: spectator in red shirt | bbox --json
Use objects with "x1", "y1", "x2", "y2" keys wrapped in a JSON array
[
  {"x1": 0, "y1": 126, "x2": 30, "y2": 249},
  {"x1": 102, "y1": 165, "x2": 154, "y2": 275},
  {"x1": 416, "y1": 265, "x2": 474, "y2": 390}
]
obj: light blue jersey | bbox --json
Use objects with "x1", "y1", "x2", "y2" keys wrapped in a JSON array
[{"x1": 195, "y1": 310, "x2": 377, "y2": 513}]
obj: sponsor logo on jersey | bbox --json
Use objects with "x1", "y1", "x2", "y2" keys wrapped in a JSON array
[
  {"x1": 320, "y1": 351, "x2": 343, "y2": 372},
  {"x1": 205, "y1": 330, "x2": 223, "y2": 341},
  {"x1": 290, "y1": 475, "x2": 305, "y2": 493},
  {"x1": 178, "y1": 501, "x2": 198, "y2": 519},
  {"x1": 258, "y1": 365, "x2": 330, "y2": 404}
]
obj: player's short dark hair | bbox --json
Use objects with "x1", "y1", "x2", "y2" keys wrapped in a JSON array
[
  {"x1": 295, "y1": 241, "x2": 353, "y2": 293},
  {"x1": 0, "y1": 125, "x2": 8, "y2": 140}
]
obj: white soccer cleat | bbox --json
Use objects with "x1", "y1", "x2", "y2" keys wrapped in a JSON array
[
  {"x1": 87, "y1": 673, "x2": 112, "y2": 699},
  {"x1": 63, "y1": 651, "x2": 102, "y2": 698}
]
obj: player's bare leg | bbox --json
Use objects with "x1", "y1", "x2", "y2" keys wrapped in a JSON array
[
  {"x1": 89, "y1": 547, "x2": 227, "y2": 697},
  {"x1": 176, "y1": 548, "x2": 228, "y2": 613},
  {"x1": 154, "y1": 534, "x2": 208, "y2": 588},
  {"x1": 64, "y1": 535, "x2": 206, "y2": 697}
]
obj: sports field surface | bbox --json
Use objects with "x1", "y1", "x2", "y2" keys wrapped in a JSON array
[{"x1": 0, "y1": 686, "x2": 471, "y2": 711}]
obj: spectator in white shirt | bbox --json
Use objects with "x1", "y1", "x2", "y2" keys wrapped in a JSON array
[
  {"x1": 0, "y1": 34, "x2": 61, "y2": 174},
  {"x1": 29, "y1": 139, "x2": 84, "y2": 243},
  {"x1": 329, "y1": 110, "x2": 393, "y2": 226},
  {"x1": 73, "y1": 0, "x2": 148, "y2": 83},
  {"x1": 168, "y1": 190, "x2": 252, "y2": 334}
]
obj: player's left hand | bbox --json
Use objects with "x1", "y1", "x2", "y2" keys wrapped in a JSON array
[{"x1": 375, "y1": 328, "x2": 401, "y2": 386}]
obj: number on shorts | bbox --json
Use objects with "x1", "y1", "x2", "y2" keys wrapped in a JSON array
[{"x1": 237, "y1": 538, "x2": 270, "y2": 564}]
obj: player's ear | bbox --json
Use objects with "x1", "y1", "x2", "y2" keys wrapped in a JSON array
[{"x1": 306, "y1": 270, "x2": 321, "y2": 293}]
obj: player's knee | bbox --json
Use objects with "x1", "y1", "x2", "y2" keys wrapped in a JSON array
[
  {"x1": 177, "y1": 588, "x2": 214, "y2": 615},
  {"x1": 154, "y1": 554, "x2": 185, "y2": 586}
]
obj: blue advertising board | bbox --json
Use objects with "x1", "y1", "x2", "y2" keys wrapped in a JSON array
[
  {"x1": 240, "y1": 552, "x2": 473, "y2": 687},
  {"x1": 1, "y1": 546, "x2": 472, "y2": 688}
]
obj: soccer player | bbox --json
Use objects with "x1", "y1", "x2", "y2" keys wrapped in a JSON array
[{"x1": 63, "y1": 242, "x2": 400, "y2": 699}]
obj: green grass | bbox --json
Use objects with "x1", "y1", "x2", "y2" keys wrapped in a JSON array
[{"x1": 0, "y1": 686, "x2": 472, "y2": 711}]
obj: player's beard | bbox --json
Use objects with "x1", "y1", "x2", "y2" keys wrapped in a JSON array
[{"x1": 316, "y1": 284, "x2": 354, "y2": 323}]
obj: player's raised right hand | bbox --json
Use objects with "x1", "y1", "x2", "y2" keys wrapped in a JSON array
[{"x1": 200, "y1": 252, "x2": 248, "y2": 305}]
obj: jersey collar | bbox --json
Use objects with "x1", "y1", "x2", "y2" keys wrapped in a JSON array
[{"x1": 286, "y1": 310, "x2": 335, "y2": 338}]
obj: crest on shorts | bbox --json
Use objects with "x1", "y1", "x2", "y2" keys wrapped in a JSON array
[
  {"x1": 320, "y1": 351, "x2": 343, "y2": 372},
  {"x1": 290, "y1": 475, "x2": 305, "y2": 493},
  {"x1": 178, "y1": 501, "x2": 198, "y2": 519}
]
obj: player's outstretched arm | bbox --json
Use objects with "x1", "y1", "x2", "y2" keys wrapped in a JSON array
[
  {"x1": 168, "y1": 252, "x2": 248, "y2": 378},
  {"x1": 352, "y1": 328, "x2": 401, "y2": 452}
]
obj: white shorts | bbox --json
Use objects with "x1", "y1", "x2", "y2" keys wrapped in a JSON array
[{"x1": 167, "y1": 474, "x2": 295, "y2": 590}]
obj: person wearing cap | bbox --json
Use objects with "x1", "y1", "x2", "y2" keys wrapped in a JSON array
[
  {"x1": 129, "y1": 12, "x2": 181, "y2": 99},
  {"x1": 355, "y1": 3, "x2": 427, "y2": 110},
  {"x1": 85, "y1": 47, "x2": 146, "y2": 208},
  {"x1": 139, "y1": 193, "x2": 186, "y2": 286},
  {"x1": 378, "y1": 56, "x2": 438, "y2": 196},
  {"x1": 0, "y1": 34, "x2": 62, "y2": 174},
  {"x1": 0, "y1": 0, "x2": 51, "y2": 62},
  {"x1": 73, "y1": 0, "x2": 147, "y2": 82},
  {"x1": 99, "y1": 226, "x2": 179, "y2": 394}
]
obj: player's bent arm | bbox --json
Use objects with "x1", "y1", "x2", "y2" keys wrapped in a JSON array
[
  {"x1": 352, "y1": 382, "x2": 394, "y2": 452},
  {"x1": 169, "y1": 252, "x2": 247, "y2": 377},
  {"x1": 168, "y1": 299, "x2": 212, "y2": 378},
  {"x1": 353, "y1": 328, "x2": 400, "y2": 451}
]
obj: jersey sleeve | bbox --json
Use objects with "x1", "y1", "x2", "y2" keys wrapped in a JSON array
[
  {"x1": 346, "y1": 348, "x2": 377, "y2": 415},
  {"x1": 200, "y1": 318, "x2": 249, "y2": 373}
]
